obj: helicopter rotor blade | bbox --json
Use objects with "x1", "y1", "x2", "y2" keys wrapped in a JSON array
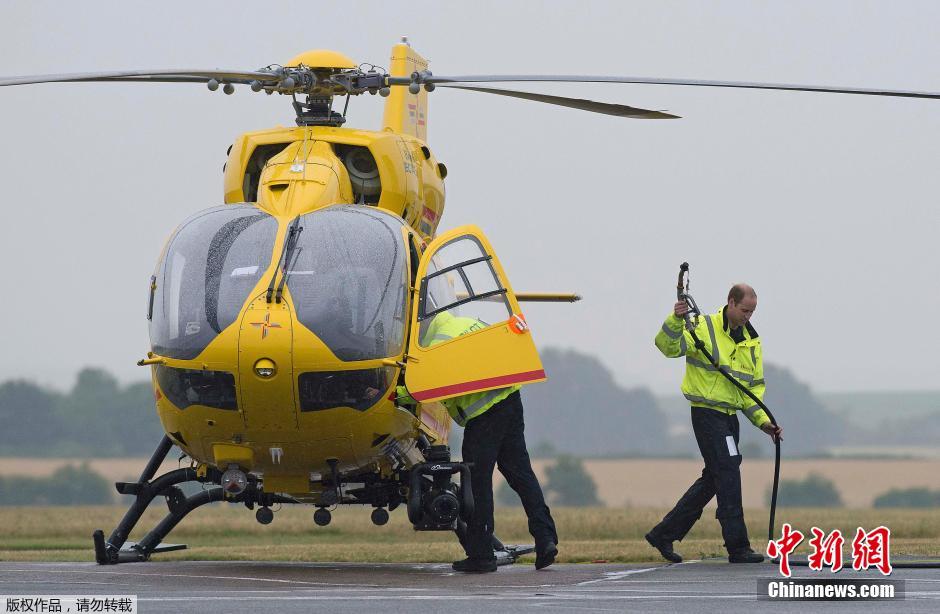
[
  {"x1": 425, "y1": 74, "x2": 940, "y2": 101},
  {"x1": 436, "y1": 84, "x2": 679, "y2": 119},
  {"x1": 0, "y1": 69, "x2": 281, "y2": 88},
  {"x1": 8, "y1": 67, "x2": 940, "y2": 109}
]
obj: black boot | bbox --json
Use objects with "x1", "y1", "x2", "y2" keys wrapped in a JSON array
[
  {"x1": 452, "y1": 557, "x2": 497, "y2": 573},
  {"x1": 645, "y1": 532, "x2": 683, "y2": 563},
  {"x1": 535, "y1": 541, "x2": 558, "y2": 570},
  {"x1": 729, "y1": 548, "x2": 764, "y2": 564}
]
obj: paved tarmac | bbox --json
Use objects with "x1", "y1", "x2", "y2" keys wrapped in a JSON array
[{"x1": 1, "y1": 559, "x2": 938, "y2": 613}]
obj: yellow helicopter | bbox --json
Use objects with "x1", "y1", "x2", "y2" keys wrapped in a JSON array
[
  {"x1": 3, "y1": 41, "x2": 575, "y2": 565},
  {"x1": 4, "y1": 39, "x2": 939, "y2": 566}
]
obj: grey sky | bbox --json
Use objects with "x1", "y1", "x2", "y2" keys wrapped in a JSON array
[{"x1": 1, "y1": 1, "x2": 937, "y2": 394}]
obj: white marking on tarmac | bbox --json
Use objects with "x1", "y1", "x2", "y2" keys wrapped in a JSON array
[
  {"x1": 134, "y1": 594, "x2": 757, "y2": 602},
  {"x1": 4, "y1": 579, "x2": 135, "y2": 587},
  {"x1": 576, "y1": 560, "x2": 701, "y2": 586},
  {"x1": 620, "y1": 580, "x2": 746, "y2": 586},
  {"x1": 477, "y1": 586, "x2": 557, "y2": 589},
  {"x1": 1, "y1": 568, "x2": 378, "y2": 587},
  {"x1": 576, "y1": 566, "x2": 664, "y2": 586},
  {"x1": 530, "y1": 607, "x2": 626, "y2": 612}
]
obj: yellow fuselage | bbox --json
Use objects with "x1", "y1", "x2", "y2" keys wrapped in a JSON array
[{"x1": 150, "y1": 125, "x2": 449, "y2": 500}]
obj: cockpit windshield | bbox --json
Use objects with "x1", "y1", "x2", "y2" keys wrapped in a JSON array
[
  {"x1": 287, "y1": 205, "x2": 408, "y2": 361},
  {"x1": 150, "y1": 205, "x2": 277, "y2": 359}
]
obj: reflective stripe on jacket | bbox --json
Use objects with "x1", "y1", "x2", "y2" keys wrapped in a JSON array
[
  {"x1": 655, "y1": 308, "x2": 769, "y2": 428},
  {"x1": 421, "y1": 312, "x2": 519, "y2": 427}
]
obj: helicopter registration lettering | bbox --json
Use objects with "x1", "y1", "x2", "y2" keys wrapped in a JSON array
[
  {"x1": 397, "y1": 139, "x2": 417, "y2": 174},
  {"x1": 419, "y1": 206, "x2": 437, "y2": 235},
  {"x1": 408, "y1": 102, "x2": 426, "y2": 127}
]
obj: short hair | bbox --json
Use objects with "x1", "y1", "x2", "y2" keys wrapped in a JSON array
[{"x1": 728, "y1": 283, "x2": 757, "y2": 304}]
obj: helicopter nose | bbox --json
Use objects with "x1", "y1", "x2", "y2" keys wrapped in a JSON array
[{"x1": 237, "y1": 298, "x2": 298, "y2": 430}]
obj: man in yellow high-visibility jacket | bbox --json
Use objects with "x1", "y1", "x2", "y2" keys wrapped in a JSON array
[
  {"x1": 399, "y1": 311, "x2": 558, "y2": 573},
  {"x1": 419, "y1": 312, "x2": 518, "y2": 427},
  {"x1": 645, "y1": 284, "x2": 783, "y2": 565}
]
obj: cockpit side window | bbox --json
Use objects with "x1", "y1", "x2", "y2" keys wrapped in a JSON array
[
  {"x1": 150, "y1": 205, "x2": 277, "y2": 359},
  {"x1": 417, "y1": 236, "x2": 512, "y2": 347},
  {"x1": 287, "y1": 206, "x2": 408, "y2": 361}
]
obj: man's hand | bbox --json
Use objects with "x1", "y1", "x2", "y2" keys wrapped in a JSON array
[
  {"x1": 395, "y1": 385, "x2": 416, "y2": 407},
  {"x1": 674, "y1": 301, "x2": 690, "y2": 318},
  {"x1": 761, "y1": 422, "x2": 783, "y2": 442}
]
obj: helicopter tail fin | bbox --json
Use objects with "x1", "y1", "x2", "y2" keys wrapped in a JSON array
[{"x1": 382, "y1": 40, "x2": 429, "y2": 141}]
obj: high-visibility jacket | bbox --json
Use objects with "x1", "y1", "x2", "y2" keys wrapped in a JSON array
[
  {"x1": 401, "y1": 312, "x2": 519, "y2": 427},
  {"x1": 655, "y1": 307, "x2": 770, "y2": 428}
]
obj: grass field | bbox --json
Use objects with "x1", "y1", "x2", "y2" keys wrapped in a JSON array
[
  {"x1": 4, "y1": 457, "x2": 940, "y2": 508},
  {"x1": 1, "y1": 505, "x2": 937, "y2": 564}
]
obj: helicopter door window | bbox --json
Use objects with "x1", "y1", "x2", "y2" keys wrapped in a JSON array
[
  {"x1": 287, "y1": 206, "x2": 408, "y2": 361},
  {"x1": 150, "y1": 205, "x2": 277, "y2": 360},
  {"x1": 418, "y1": 236, "x2": 512, "y2": 347}
]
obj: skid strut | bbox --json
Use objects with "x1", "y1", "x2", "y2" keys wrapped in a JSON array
[
  {"x1": 94, "y1": 436, "x2": 295, "y2": 564},
  {"x1": 92, "y1": 436, "x2": 240, "y2": 564},
  {"x1": 97, "y1": 488, "x2": 227, "y2": 563},
  {"x1": 94, "y1": 437, "x2": 533, "y2": 566},
  {"x1": 94, "y1": 467, "x2": 199, "y2": 563},
  {"x1": 93, "y1": 435, "x2": 192, "y2": 564}
]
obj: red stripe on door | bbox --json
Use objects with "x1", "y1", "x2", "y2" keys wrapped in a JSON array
[{"x1": 411, "y1": 369, "x2": 546, "y2": 402}]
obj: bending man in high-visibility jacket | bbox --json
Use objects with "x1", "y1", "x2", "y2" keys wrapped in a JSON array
[
  {"x1": 399, "y1": 311, "x2": 558, "y2": 573},
  {"x1": 645, "y1": 284, "x2": 783, "y2": 565}
]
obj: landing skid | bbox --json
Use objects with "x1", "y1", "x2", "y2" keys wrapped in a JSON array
[
  {"x1": 93, "y1": 533, "x2": 187, "y2": 563},
  {"x1": 495, "y1": 544, "x2": 536, "y2": 566},
  {"x1": 92, "y1": 433, "x2": 230, "y2": 564},
  {"x1": 92, "y1": 435, "x2": 291, "y2": 565},
  {"x1": 456, "y1": 521, "x2": 535, "y2": 567},
  {"x1": 92, "y1": 436, "x2": 495, "y2": 567},
  {"x1": 119, "y1": 540, "x2": 187, "y2": 554}
]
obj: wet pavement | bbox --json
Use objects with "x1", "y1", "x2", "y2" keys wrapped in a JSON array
[{"x1": 1, "y1": 558, "x2": 938, "y2": 613}]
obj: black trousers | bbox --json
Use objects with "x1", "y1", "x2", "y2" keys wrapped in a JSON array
[
  {"x1": 460, "y1": 390, "x2": 558, "y2": 560},
  {"x1": 650, "y1": 407, "x2": 751, "y2": 553}
]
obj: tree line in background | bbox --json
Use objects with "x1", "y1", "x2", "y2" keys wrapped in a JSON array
[
  {"x1": 0, "y1": 464, "x2": 113, "y2": 505},
  {"x1": 2, "y1": 355, "x2": 934, "y2": 507},
  {"x1": 522, "y1": 349, "x2": 848, "y2": 457},
  {"x1": 767, "y1": 473, "x2": 940, "y2": 509},
  {"x1": 4, "y1": 459, "x2": 938, "y2": 507},
  {"x1": 497, "y1": 455, "x2": 602, "y2": 508},
  {"x1": 0, "y1": 347, "x2": 925, "y2": 458},
  {"x1": 0, "y1": 369, "x2": 163, "y2": 457}
]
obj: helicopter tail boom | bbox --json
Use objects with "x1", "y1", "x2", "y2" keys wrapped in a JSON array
[{"x1": 382, "y1": 40, "x2": 429, "y2": 141}]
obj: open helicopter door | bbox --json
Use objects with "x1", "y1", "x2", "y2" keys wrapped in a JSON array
[{"x1": 404, "y1": 226, "x2": 545, "y2": 403}]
